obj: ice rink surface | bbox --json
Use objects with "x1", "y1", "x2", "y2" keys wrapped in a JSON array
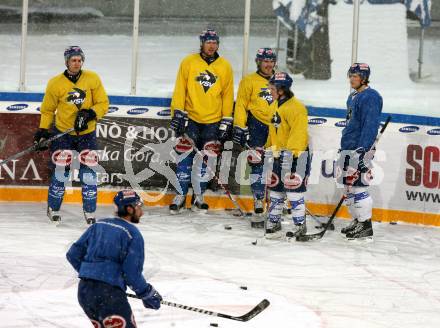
[{"x1": 0, "y1": 202, "x2": 439, "y2": 328}]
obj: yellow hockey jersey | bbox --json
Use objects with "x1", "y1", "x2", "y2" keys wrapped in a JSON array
[
  {"x1": 267, "y1": 96, "x2": 309, "y2": 157},
  {"x1": 234, "y1": 72, "x2": 274, "y2": 128},
  {"x1": 39, "y1": 70, "x2": 109, "y2": 135},
  {"x1": 170, "y1": 53, "x2": 234, "y2": 124}
]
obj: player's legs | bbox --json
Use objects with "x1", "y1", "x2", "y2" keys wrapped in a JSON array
[
  {"x1": 266, "y1": 159, "x2": 284, "y2": 235},
  {"x1": 170, "y1": 120, "x2": 200, "y2": 213},
  {"x1": 78, "y1": 279, "x2": 137, "y2": 328},
  {"x1": 345, "y1": 187, "x2": 373, "y2": 239},
  {"x1": 47, "y1": 130, "x2": 74, "y2": 220},
  {"x1": 75, "y1": 132, "x2": 98, "y2": 220},
  {"x1": 247, "y1": 114, "x2": 269, "y2": 213},
  {"x1": 282, "y1": 149, "x2": 311, "y2": 237},
  {"x1": 190, "y1": 122, "x2": 220, "y2": 210}
]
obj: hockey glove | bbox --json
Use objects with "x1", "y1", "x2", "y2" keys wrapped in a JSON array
[
  {"x1": 218, "y1": 117, "x2": 233, "y2": 142},
  {"x1": 74, "y1": 109, "x2": 97, "y2": 133},
  {"x1": 232, "y1": 126, "x2": 249, "y2": 147},
  {"x1": 140, "y1": 284, "x2": 162, "y2": 310},
  {"x1": 170, "y1": 110, "x2": 188, "y2": 137},
  {"x1": 33, "y1": 128, "x2": 51, "y2": 151}
]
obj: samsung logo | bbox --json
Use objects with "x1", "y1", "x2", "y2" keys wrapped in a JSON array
[
  {"x1": 127, "y1": 107, "x2": 149, "y2": 115},
  {"x1": 6, "y1": 103, "x2": 28, "y2": 111},
  {"x1": 335, "y1": 120, "x2": 347, "y2": 127},
  {"x1": 108, "y1": 106, "x2": 119, "y2": 113},
  {"x1": 308, "y1": 118, "x2": 327, "y2": 125},
  {"x1": 399, "y1": 125, "x2": 419, "y2": 133},
  {"x1": 427, "y1": 128, "x2": 440, "y2": 135},
  {"x1": 157, "y1": 109, "x2": 171, "y2": 117}
]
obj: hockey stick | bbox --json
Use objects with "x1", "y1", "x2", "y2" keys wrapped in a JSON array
[
  {"x1": 306, "y1": 207, "x2": 335, "y2": 230},
  {"x1": 296, "y1": 115, "x2": 392, "y2": 242},
  {"x1": 183, "y1": 134, "x2": 245, "y2": 216},
  {"x1": 127, "y1": 293, "x2": 270, "y2": 322},
  {"x1": 0, "y1": 127, "x2": 75, "y2": 166}
]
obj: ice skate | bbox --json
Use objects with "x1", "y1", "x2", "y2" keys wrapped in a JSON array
[
  {"x1": 191, "y1": 194, "x2": 209, "y2": 213},
  {"x1": 47, "y1": 207, "x2": 61, "y2": 224},
  {"x1": 345, "y1": 219, "x2": 373, "y2": 240},
  {"x1": 83, "y1": 211, "x2": 96, "y2": 225},
  {"x1": 341, "y1": 218, "x2": 359, "y2": 234},
  {"x1": 254, "y1": 198, "x2": 265, "y2": 215},
  {"x1": 265, "y1": 220, "x2": 282, "y2": 239},
  {"x1": 169, "y1": 194, "x2": 186, "y2": 215},
  {"x1": 286, "y1": 222, "x2": 307, "y2": 239}
]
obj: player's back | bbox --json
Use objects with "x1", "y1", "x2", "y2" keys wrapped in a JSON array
[{"x1": 77, "y1": 218, "x2": 143, "y2": 289}]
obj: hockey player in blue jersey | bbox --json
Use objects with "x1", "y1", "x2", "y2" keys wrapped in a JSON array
[
  {"x1": 66, "y1": 190, "x2": 162, "y2": 328},
  {"x1": 338, "y1": 63, "x2": 383, "y2": 239}
]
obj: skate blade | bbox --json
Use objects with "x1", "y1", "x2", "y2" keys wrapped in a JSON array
[
  {"x1": 169, "y1": 207, "x2": 186, "y2": 215},
  {"x1": 49, "y1": 218, "x2": 61, "y2": 226},
  {"x1": 346, "y1": 236, "x2": 374, "y2": 242},
  {"x1": 191, "y1": 206, "x2": 208, "y2": 214},
  {"x1": 265, "y1": 231, "x2": 284, "y2": 240}
]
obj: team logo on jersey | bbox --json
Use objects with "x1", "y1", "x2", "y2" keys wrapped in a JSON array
[
  {"x1": 258, "y1": 88, "x2": 273, "y2": 105},
  {"x1": 66, "y1": 87, "x2": 86, "y2": 109},
  {"x1": 196, "y1": 70, "x2": 217, "y2": 92}
]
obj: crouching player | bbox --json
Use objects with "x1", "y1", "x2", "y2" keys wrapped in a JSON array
[{"x1": 265, "y1": 72, "x2": 311, "y2": 238}]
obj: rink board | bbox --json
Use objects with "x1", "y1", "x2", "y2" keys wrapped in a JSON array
[{"x1": 0, "y1": 93, "x2": 439, "y2": 226}]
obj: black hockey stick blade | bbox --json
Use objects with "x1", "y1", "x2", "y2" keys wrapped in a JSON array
[
  {"x1": 296, "y1": 196, "x2": 345, "y2": 242},
  {"x1": 218, "y1": 298, "x2": 270, "y2": 322},
  {"x1": 127, "y1": 293, "x2": 269, "y2": 322}
]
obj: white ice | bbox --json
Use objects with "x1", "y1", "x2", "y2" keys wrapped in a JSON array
[{"x1": 1, "y1": 202, "x2": 439, "y2": 327}]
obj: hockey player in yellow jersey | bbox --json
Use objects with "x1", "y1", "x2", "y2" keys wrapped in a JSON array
[
  {"x1": 33, "y1": 46, "x2": 109, "y2": 224},
  {"x1": 169, "y1": 29, "x2": 234, "y2": 213},
  {"x1": 233, "y1": 48, "x2": 277, "y2": 219},
  {"x1": 265, "y1": 72, "x2": 311, "y2": 239}
]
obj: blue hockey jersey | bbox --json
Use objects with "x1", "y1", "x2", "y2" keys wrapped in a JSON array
[
  {"x1": 341, "y1": 87, "x2": 383, "y2": 151},
  {"x1": 66, "y1": 218, "x2": 150, "y2": 296}
]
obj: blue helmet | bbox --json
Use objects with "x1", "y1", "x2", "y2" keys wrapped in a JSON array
[
  {"x1": 64, "y1": 46, "x2": 85, "y2": 62},
  {"x1": 114, "y1": 189, "x2": 142, "y2": 216},
  {"x1": 269, "y1": 72, "x2": 293, "y2": 89},
  {"x1": 256, "y1": 47, "x2": 277, "y2": 62},
  {"x1": 199, "y1": 29, "x2": 220, "y2": 44},
  {"x1": 348, "y1": 63, "x2": 370, "y2": 82}
]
